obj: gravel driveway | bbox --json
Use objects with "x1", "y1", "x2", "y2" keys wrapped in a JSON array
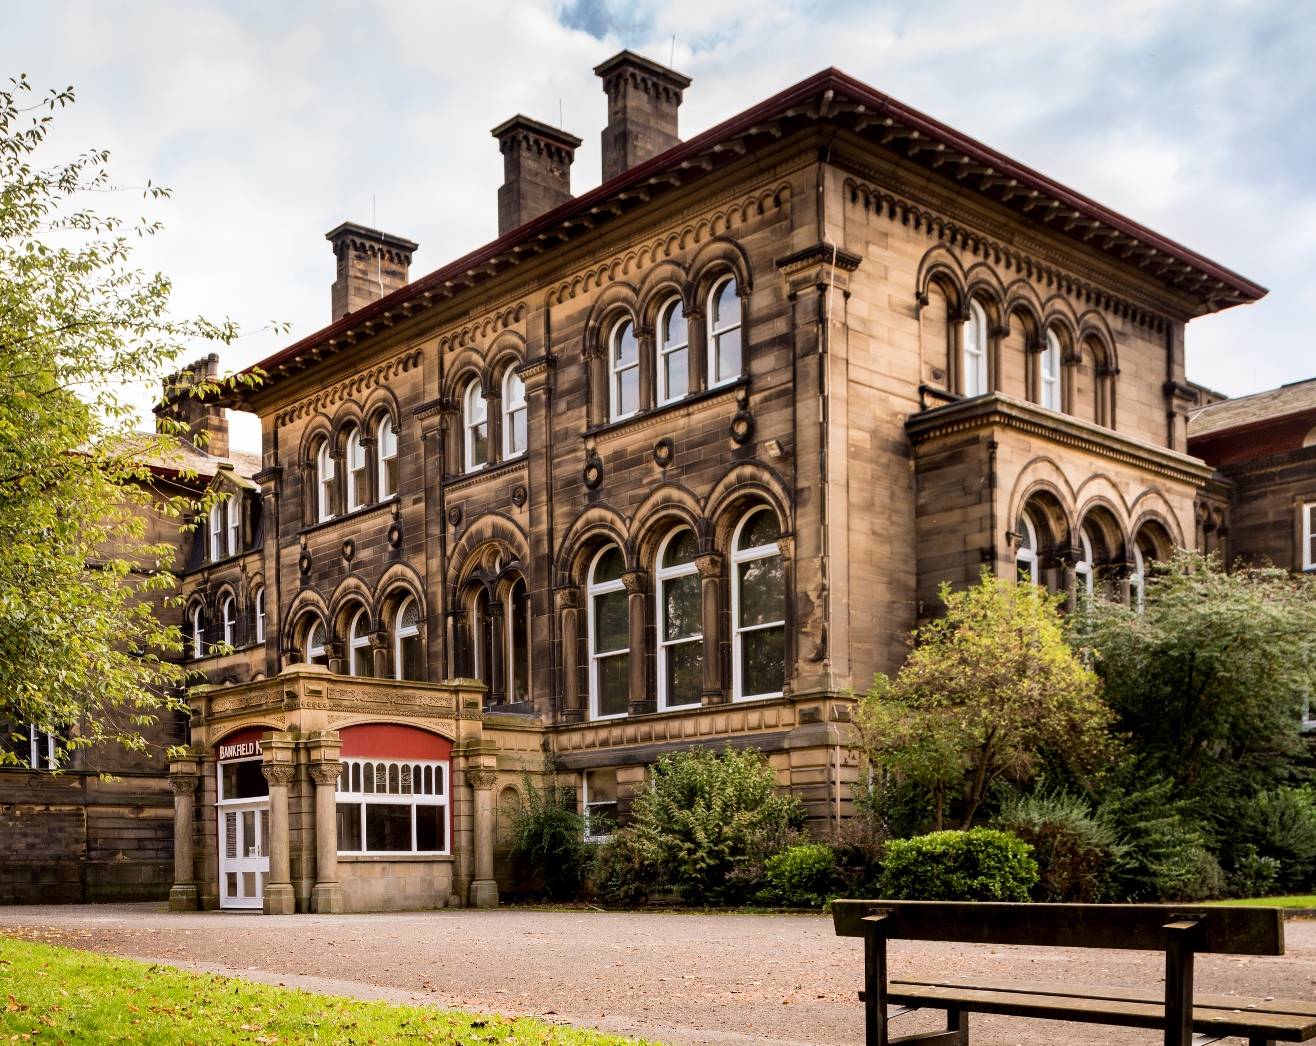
[{"x1": 1, "y1": 904, "x2": 1312, "y2": 1045}]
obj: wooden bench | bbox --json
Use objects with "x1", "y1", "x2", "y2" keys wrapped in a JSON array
[{"x1": 832, "y1": 899, "x2": 1316, "y2": 1046}]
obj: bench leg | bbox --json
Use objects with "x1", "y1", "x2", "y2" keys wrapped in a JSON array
[
  {"x1": 946, "y1": 1006, "x2": 968, "y2": 1044},
  {"x1": 1247, "y1": 1039, "x2": 1275, "y2": 1046}
]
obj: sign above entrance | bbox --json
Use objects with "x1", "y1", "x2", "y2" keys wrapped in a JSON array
[
  {"x1": 218, "y1": 740, "x2": 261, "y2": 761},
  {"x1": 215, "y1": 726, "x2": 268, "y2": 762}
]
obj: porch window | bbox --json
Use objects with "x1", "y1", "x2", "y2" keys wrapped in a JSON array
[
  {"x1": 305, "y1": 618, "x2": 328, "y2": 666},
  {"x1": 335, "y1": 757, "x2": 449, "y2": 854},
  {"x1": 1074, "y1": 528, "x2": 1095, "y2": 597},
  {"x1": 1016, "y1": 514, "x2": 1040, "y2": 586}
]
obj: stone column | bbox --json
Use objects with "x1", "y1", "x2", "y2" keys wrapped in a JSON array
[
  {"x1": 622, "y1": 569, "x2": 652, "y2": 716},
  {"x1": 167, "y1": 759, "x2": 199, "y2": 911},
  {"x1": 696, "y1": 553, "x2": 725, "y2": 705},
  {"x1": 467, "y1": 767, "x2": 499, "y2": 908},
  {"x1": 309, "y1": 759, "x2": 343, "y2": 914},
  {"x1": 370, "y1": 630, "x2": 389, "y2": 679},
  {"x1": 556, "y1": 587, "x2": 582, "y2": 722},
  {"x1": 261, "y1": 744, "x2": 297, "y2": 916},
  {"x1": 487, "y1": 600, "x2": 506, "y2": 705}
]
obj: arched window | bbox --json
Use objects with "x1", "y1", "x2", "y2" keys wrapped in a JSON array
[
  {"x1": 208, "y1": 502, "x2": 224, "y2": 561},
  {"x1": 376, "y1": 415, "x2": 398, "y2": 500},
  {"x1": 608, "y1": 318, "x2": 640, "y2": 422},
  {"x1": 220, "y1": 594, "x2": 236, "y2": 647},
  {"x1": 962, "y1": 299, "x2": 989, "y2": 398},
  {"x1": 1016, "y1": 513, "x2": 1040, "y2": 585},
  {"x1": 1042, "y1": 329, "x2": 1063, "y2": 412},
  {"x1": 707, "y1": 276, "x2": 742, "y2": 389},
  {"x1": 348, "y1": 608, "x2": 373, "y2": 677},
  {"x1": 657, "y1": 297, "x2": 688, "y2": 404},
  {"x1": 189, "y1": 603, "x2": 205, "y2": 659},
  {"x1": 394, "y1": 597, "x2": 422, "y2": 681},
  {"x1": 345, "y1": 426, "x2": 367, "y2": 512},
  {"x1": 731, "y1": 508, "x2": 785, "y2": 701},
  {"x1": 253, "y1": 586, "x2": 266, "y2": 644},
  {"x1": 470, "y1": 587, "x2": 491, "y2": 683},
  {"x1": 656, "y1": 529, "x2": 701, "y2": 709},
  {"x1": 304, "y1": 617, "x2": 327, "y2": 666},
  {"x1": 588, "y1": 545, "x2": 629, "y2": 718},
  {"x1": 1074, "y1": 527, "x2": 1094, "y2": 597},
  {"x1": 463, "y1": 381, "x2": 488, "y2": 472},
  {"x1": 315, "y1": 439, "x2": 335, "y2": 522},
  {"x1": 502, "y1": 369, "x2": 527, "y2": 458},
  {"x1": 506, "y1": 576, "x2": 531, "y2": 704}
]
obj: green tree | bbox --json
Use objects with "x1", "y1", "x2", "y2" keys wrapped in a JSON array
[
  {"x1": 859, "y1": 570, "x2": 1113, "y2": 830},
  {"x1": 0, "y1": 76, "x2": 257, "y2": 766}
]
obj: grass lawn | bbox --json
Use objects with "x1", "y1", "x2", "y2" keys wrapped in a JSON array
[
  {"x1": 0, "y1": 936, "x2": 653, "y2": 1045},
  {"x1": 1210, "y1": 895, "x2": 1316, "y2": 908}
]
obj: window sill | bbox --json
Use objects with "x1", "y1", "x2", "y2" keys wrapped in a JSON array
[
  {"x1": 298, "y1": 496, "x2": 398, "y2": 538},
  {"x1": 337, "y1": 853, "x2": 453, "y2": 863},
  {"x1": 584, "y1": 378, "x2": 748, "y2": 446},
  {"x1": 442, "y1": 456, "x2": 528, "y2": 493}
]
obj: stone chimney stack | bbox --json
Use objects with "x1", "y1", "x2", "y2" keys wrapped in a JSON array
[
  {"x1": 155, "y1": 352, "x2": 229, "y2": 459},
  {"x1": 491, "y1": 116, "x2": 582, "y2": 237},
  {"x1": 594, "y1": 50, "x2": 691, "y2": 182},
  {"x1": 326, "y1": 222, "x2": 419, "y2": 321}
]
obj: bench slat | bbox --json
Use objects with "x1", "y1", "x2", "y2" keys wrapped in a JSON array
[
  {"x1": 893, "y1": 976, "x2": 1316, "y2": 1018},
  {"x1": 882, "y1": 983, "x2": 1316, "y2": 1040},
  {"x1": 832, "y1": 899, "x2": 1285, "y2": 955}
]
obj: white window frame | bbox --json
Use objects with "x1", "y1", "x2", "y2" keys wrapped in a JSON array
[
  {"x1": 731, "y1": 508, "x2": 785, "y2": 703},
  {"x1": 463, "y1": 381, "x2": 488, "y2": 473},
  {"x1": 253, "y1": 586, "x2": 266, "y2": 644},
  {"x1": 963, "y1": 299, "x2": 989, "y2": 398},
  {"x1": 21, "y1": 724, "x2": 58, "y2": 771},
  {"x1": 1016, "y1": 514, "x2": 1040, "y2": 586},
  {"x1": 582, "y1": 770, "x2": 617, "y2": 842},
  {"x1": 221, "y1": 594, "x2": 236, "y2": 648},
  {"x1": 345, "y1": 426, "x2": 367, "y2": 513},
  {"x1": 608, "y1": 318, "x2": 640, "y2": 422},
  {"x1": 505, "y1": 576, "x2": 530, "y2": 703},
  {"x1": 394, "y1": 597, "x2": 420, "y2": 681},
  {"x1": 335, "y1": 757, "x2": 449, "y2": 856},
  {"x1": 587, "y1": 545, "x2": 629, "y2": 720},
  {"x1": 657, "y1": 297, "x2": 689, "y2": 405},
  {"x1": 1303, "y1": 502, "x2": 1315, "y2": 572},
  {"x1": 348, "y1": 608, "x2": 372, "y2": 677},
  {"x1": 707, "y1": 275, "x2": 742, "y2": 390},
  {"x1": 190, "y1": 603, "x2": 205, "y2": 659},
  {"x1": 208, "y1": 503, "x2": 224, "y2": 561},
  {"x1": 316, "y1": 440, "x2": 335, "y2": 522},
  {"x1": 305, "y1": 618, "x2": 327, "y2": 665},
  {"x1": 656, "y1": 529, "x2": 702, "y2": 710},
  {"x1": 501, "y1": 368, "x2": 527, "y2": 459},
  {"x1": 376, "y1": 415, "x2": 398, "y2": 500},
  {"x1": 1042, "y1": 329, "x2": 1063, "y2": 412},
  {"x1": 1074, "y1": 528, "x2": 1094, "y2": 597}
]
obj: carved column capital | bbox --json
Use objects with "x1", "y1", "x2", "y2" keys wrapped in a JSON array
[
  {"x1": 261, "y1": 763, "x2": 296, "y2": 786},
  {"x1": 467, "y1": 768, "x2": 497, "y2": 791},
  {"x1": 621, "y1": 569, "x2": 648, "y2": 595},
  {"x1": 169, "y1": 774, "x2": 198, "y2": 796},
  {"x1": 309, "y1": 762, "x2": 342, "y2": 786},
  {"x1": 554, "y1": 585, "x2": 581, "y2": 611},
  {"x1": 695, "y1": 553, "x2": 723, "y2": 578},
  {"x1": 776, "y1": 535, "x2": 795, "y2": 559}
]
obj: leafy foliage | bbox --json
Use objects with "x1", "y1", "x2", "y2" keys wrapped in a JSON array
[
  {"x1": 589, "y1": 830, "x2": 657, "y2": 908},
  {"x1": 627, "y1": 747, "x2": 805, "y2": 905},
  {"x1": 1236, "y1": 786, "x2": 1316, "y2": 892},
  {"x1": 879, "y1": 828, "x2": 1039, "y2": 901},
  {"x1": 1095, "y1": 779, "x2": 1225, "y2": 901},
  {"x1": 508, "y1": 772, "x2": 589, "y2": 901},
  {"x1": 994, "y1": 791, "x2": 1118, "y2": 901},
  {"x1": 859, "y1": 570, "x2": 1113, "y2": 830},
  {"x1": 0, "y1": 76, "x2": 261, "y2": 765},
  {"x1": 755, "y1": 843, "x2": 838, "y2": 908}
]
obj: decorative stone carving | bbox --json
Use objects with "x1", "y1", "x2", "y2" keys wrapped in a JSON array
[
  {"x1": 467, "y1": 768, "x2": 497, "y2": 790},
  {"x1": 511, "y1": 484, "x2": 528, "y2": 507},
  {"x1": 169, "y1": 775, "x2": 198, "y2": 796},
  {"x1": 341, "y1": 538, "x2": 356, "y2": 563},
  {"x1": 730, "y1": 409, "x2": 754, "y2": 445},
  {"x1": 554, "y1": 585, "x2": 581, "y2": 611},
  {"x1": 583, "y1": 452, "x2": 603, "y2": 490},
  {"x1": 309, "y1": 762, "x2": 342, "y2": 786},
  {"x1": 387, "y1": 520, "x2": 403, "y2": 548},
  {"x1": 653, "y1": 437, "x2": 674, "y2": 467},
  {"x1": 621, "y1": 569, "x2": 647, "y2": 595},
  {"x1": 446, "y1": 506, "x2": 463, "y2": 528},
  {"x1": 261, "y1": 763, "x2": 296, "y2": 786},
  {"x1": 298, "y1": 549, "x2": 312, "y2": 576},
  {"x1": 695, "y1": 553, "x2": 723, "y2": 578}
]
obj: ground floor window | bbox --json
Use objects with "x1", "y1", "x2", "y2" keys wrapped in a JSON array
[
  {"x1": 583, "y1": 769, "x2": 618, "y2": 841},
  {"x1": 2, "y1": 723, "x2": 60, "y2": 770},
  {"x1": 335, "y1": 757, "x2": 449, "y2": 854}
]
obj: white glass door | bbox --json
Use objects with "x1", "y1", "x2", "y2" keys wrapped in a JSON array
[{"x1": 218, "y1": 802, "x2": 269, "y2": 909}]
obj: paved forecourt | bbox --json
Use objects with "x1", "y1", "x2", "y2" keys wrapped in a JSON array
[{"x1": 0, "y1": 904, "x2": 1312, "y2": 1045}]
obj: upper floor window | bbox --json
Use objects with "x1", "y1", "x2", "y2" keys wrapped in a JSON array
[
  {"x1": 345, "y1": 427, "x2": 367, "y2": 512},
  {"x1": 506, "y1": 575, "x2": 531, "y2": 704},
  {"x1": 220, "y1": 594, "x2": 236, "y2": 648},
  {"x1": 305, "y1": 617, "x2": 327, "y2": 666},
  {"x1": 1016, "y1": 514, "x2": 1040, "y2": 586},
  {"x1": 377, "y1": 415, "x2": 398, "y2": 500},
  {"x1": 208, "y1": 502, "x2": 225, "y2": 561},
  {"x1": 189, "y1": 603, "x2": 205, "y2": 659},
  {"x1": 395, "y1": 597, "x2": 422, "y2": 681},
  {"x1": 588, "y1": 545, "x2": 629, "y2": 719},
  {"x1": 708, "y1": 276, "x2": 742, "y2": 389},
  {"x1": 1303, "y1": 502, "x2": 1315, "y2": 572},
  {"x1": 963, "y1": 299, "x2": 989, "y2": 398},
  {"x1": 656, "y1": 529, "x2": 701, "y2": 710},
  {"x1": 253, "y1": 586, "x2": 266, "y2": 644},
  {"x1": 1041, "y1": 329, "x2": 1062, "y2": 412},
  {"x1": 658, "y1": 297, "x2": 689, "y2": 404},
  {"x1": 207, "y1": 497, "x2": 240, "y2": 561},
  {"x1": 732, "y1": 508, "x2": 785, "y2": 701},
  {"x1": 609, "y1": 318, "x2": 640, "y2": 422},
  {"x1": 315, "y1": 440, "x2": 335, "y2": 522},
  {"x1": 348, "y1": 608, "x2": 373, "y2": 677},
  {"x1": 463, "y1": 381, "x2": 488, "y2": 472},
  {"x1": 503, "y1": 369, "x2": 527, "y2": 459}
]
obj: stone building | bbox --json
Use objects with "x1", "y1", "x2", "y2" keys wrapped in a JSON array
[{"x1": 154, "y1": 51, "x2": 1272, "y2": 913}]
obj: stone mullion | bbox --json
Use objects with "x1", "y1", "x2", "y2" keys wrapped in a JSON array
[
  {"x1": 448, "y1": 608, "x2": 468, "y2": 678},
  {"x1": 466, "y1": 765, "x2": 498, "y2": 908},
  {"x1": 696, "y1": 553, "x2": 724, "y2": 705},
  {"x1": 622, "y1": 569, "x2": 651, "y2": 715},
  {"x1": 636, "y1": 324, "x2": 655, "y2": 412},
  {"x1": 686, "y1": 306, "x2": 707, "y2": 394},
  {"x1": 487, "y1": 600, "x2": 506, "y2": 705},
  {"x1": 556, "y1": 587, "x2": 582, "y2": 722}
]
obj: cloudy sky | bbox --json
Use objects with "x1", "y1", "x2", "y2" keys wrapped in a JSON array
[{"x1": 5, "y1": 0, "x2": 1312, "y2": 453}]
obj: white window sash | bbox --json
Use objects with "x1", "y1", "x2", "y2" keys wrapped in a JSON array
[
  {"x1": 658, "y1": 300, "x2": 689, "y2": 405},
  {"x1": 317, "y1": 446, "x2": 335, "y2": 521},
  {"x1": 254, "y1": 591, "x2": 266, "y2": 643},
  {"x1": 656, "y1": 547, "x2": 701, "y2": 710},
  {"x1": 707, "y1": 278, "x2": 742, "y2": 390},
  {"x1": 730, "y1": 524, "x2": 784, "y2": 702},
  {"x1": 587, "y1": 569, "x2": 629, "y2": 721},
  {"x1": 335, "y1": 757, "x2": 449, "y2": 856},
  {"x1": 1303, "y1": 503, "x2": 1316, "y2": 572},
  {"x1": 464, "y1": 385, "x2": 488, "y2": 472}
]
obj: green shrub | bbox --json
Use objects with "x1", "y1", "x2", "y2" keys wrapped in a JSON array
[
  {"x1": 628, "y1": 747, "x2": 805, "y2": 905},
  {"x1": 995, "y1": 791, "x2": 1117, "y2": 902},
  {"x1": 1228, "y1": 844, "x2": 1282, "y2": 898},
  {"x1": 1097, "y1": 782, "x2": 1225, "y2": 901},
  {"x1": 1243, "y1": 786, "x2": 1316, "y2": 892},
  {"x1": 824, "y1": 813, "x2": 888, "y2": 897},
  {"x1": 508, "y1": 774, "x2": 588, "y2": 901},
  {"x1": 755, "y1": 844, "x2": 838, "y2": 908},
  {"x1": 588, "y1": 831, "x2": 656, "y2": 908},
  {"x1": 879, "y1": 829, "x2": 1038, "y2": 901}
]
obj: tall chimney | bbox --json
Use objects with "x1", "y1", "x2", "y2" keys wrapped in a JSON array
[
  {"x1": 326, "y1": 222, "x2": 419, "y2": 321},
  {"x1": 491, "y1": 116, "x2": 582, "y2": 237},
  {"x1": 594, "y1": 50, "x2": 691, "y2": 182},
  {"x1": 155, "y1": 352, "x2": 230, "y2": 458}
]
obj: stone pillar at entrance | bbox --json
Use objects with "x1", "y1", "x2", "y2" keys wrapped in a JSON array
[
  {"x1": 167, "y1": 757, "x2": 199, "y2": 911},
  {"x1": 467, "y1": 767, "x2": 499, "y2": 908},
  {"x1": 308, "y1": 732, "x2": 343, "y2": 914},
  {"x1": 261, "y1": 734, "x2": 297, "y2": 916}
]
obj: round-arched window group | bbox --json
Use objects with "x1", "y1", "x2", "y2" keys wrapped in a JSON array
[
  {"x1": 307, "y1": 411, "x2": 400, "y2": 524},
  {"x1": 454, "y1": 359, "x2": 527, "y2": 476},
  {"x1": 185, "y1": 582, "x2": 265, "y2": 660},
  {"x1": 291, "y1": 594, "x2": 424, "y2": 682}
]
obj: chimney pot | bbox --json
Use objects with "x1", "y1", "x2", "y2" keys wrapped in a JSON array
[
  {"x1": 491, "y1": 115, "x2": 582, "y2": 237},
  {"x1": 326, "y1": 222, "x2": 419, "y2": 321},
  {"x1": 594, "y1": 50, "x2": 691, "y2": 182},
  {"x1": 155, "y1": 352, "x2": 229, "y2": 458}
]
